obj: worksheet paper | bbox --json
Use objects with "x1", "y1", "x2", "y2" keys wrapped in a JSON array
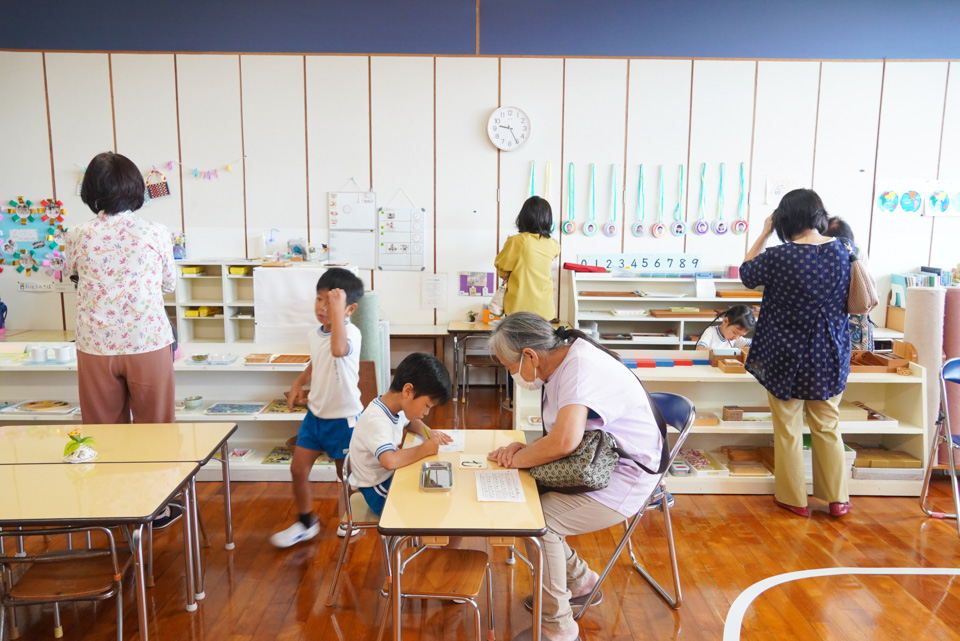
[
  {"x1": 411, "y1": 430, "x2": 465, "y2": 452},
  {"x1": 475, "y1": 469, "x2": 525, "y2": 503}
]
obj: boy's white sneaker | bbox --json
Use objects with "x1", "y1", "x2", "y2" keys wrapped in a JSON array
[{"x1": 271, "y1": 521, "x2": 320, "y2": 548}]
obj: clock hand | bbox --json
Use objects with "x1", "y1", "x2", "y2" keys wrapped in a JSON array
[{"x1": 509, "y1": 128, "x2": 519, "y2": 143}]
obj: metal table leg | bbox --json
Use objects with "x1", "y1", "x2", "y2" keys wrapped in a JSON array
[
  {"x1": 190, "y1": 477, "x2": 205, "y2": 600},
  {"x1": 524, "y1": 537, "x2": 544, "y2": 641},
  {"x1": 181, "y1": 482, "x2": 198, "y2": 612},
  {"x1": 131, "y1": 524, "x2": 151, "y2": 641},
  {"x1": 220, "y1": 443, "x2": 235, "y2": 550},
  {"x1": 390, "y1": 535, "x2": 411, "y2": 641}
]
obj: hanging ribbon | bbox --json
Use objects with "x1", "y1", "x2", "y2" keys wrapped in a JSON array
[
  {"x1": 671, "y1": 164, "x2": 686, "y2": 236},
  {"x1": 529, "y1": 161, "x2": 536, "y2": 198},
  {"x1": 563, "y1": 163, "x2": 576, "y2": 234},
  {"x1": 632, "y1": 164, "x2": 645, "y2": 237},
  {"x1": 732, "y1": 161, "x2": 748, "y2": 234},
  {"x1": 604, "y1": 164, "x2": 618, "y2": 237},
  {"x1": 545, "y1": 161, "x2": 555, "y2": 233},
  {"x1": 713, "y1": 162, "x2": 728, "y2": 235},
  {"x1": 652, "y1": 165, "x2": 666, "y2": 237},
  {"x1": 583, "y1": 163, "x2": 598, "y2": 236},
  {"x1": 694, "y1": 163, "x2": 709, "y2": 234}
]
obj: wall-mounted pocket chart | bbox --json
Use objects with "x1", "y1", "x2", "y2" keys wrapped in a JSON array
[
  {"x1": 328, "y1": 191, "x2": 377, "y2": 269},
  {"x1": 378, "y1": 207, "x2": 426, "y2": 271}
]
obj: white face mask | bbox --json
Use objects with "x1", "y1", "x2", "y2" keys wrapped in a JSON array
[{"x1": 512, "y1": 353, "x2": 545, "y2": 391}]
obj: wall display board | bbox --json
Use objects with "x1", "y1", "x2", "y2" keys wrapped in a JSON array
[
  {"x1": 577, "y1": 252, "x2": 704, "y2": 274},
  {"x1": 0, "y1": 197, "x2": 67, "y2": 278},
  {"x1": 328, "y1": 191, "x2": 377, "y2": 269},
  {"x1": 377, "y1": 207, "x2": 426, "y2": 271}
]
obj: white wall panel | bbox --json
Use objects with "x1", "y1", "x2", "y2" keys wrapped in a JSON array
[
  {"x1": 176, "y1": 54, "x2": 246, "y2": 258},
  {"x1": 0, "y1": 52, "x2": 61, "y2": 329},
  {"x1": 370, "y1": 57, "x2": 434, "y2": 324},
  {"x1": 112, "y1": 53, "x2": 183, "y2": 236},
  {"x1": 45, "y1": 53, "x2": 115, "y2": 332},
  {"x1": 686, "y1": 60, "x2": 756, "y2": 271},
  {"x1": 560, "y1": 59, "x2": 628, "y2": 321},
  {"x1": 241, "y1": 55, "x2": 308, "y2": 257},
  {"x1": 812, "y1": 62, "x2": 883, "y2": 252},
  {"x1": 869, "y1": 61, "x2": 948, "y2": 318},
  {"x1": 499, "y1": 58, "x2": 565, "y2": 319},
  {"x1": 305, "y1": 56, "x2": 371, "y2": 247},
  {"x1": 930, "y1": 62, "x2": 960, "y2": 267},
  {"x1": 435, "y1": 58, "x2": 499, "y2": 324},
  {"x1": 747, "y1": 61, "x2": 819, "y2": 247},
  {"x1": 624, "y1": 59, "x2": 691, "y2": 259}
]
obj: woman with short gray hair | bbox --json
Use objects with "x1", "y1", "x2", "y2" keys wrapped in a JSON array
[{"x1": 487, "y1": 312, "x2": 663, "y2": 641}]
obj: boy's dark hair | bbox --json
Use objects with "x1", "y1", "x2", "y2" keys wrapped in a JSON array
[
  {"x1": 772, "y1": 188, "x2": 828, "y2": 243},
  {"x1": 316, "y1": 268, "x2": 364, "y2": 305},
  {"x1": 722, "y1": 305, "x2": 756, "y2": 331},
  {"x1": 823, "y1": 216, "x2": 855, "y2": 245},
  {"x1": 389, "y1": 352, "x2": 452, "y2": 404},
  {"x1": 81, "y1": 152, "x2": 145, "y2": 215},
  {"x1": 515, "y1": 196, "x2": 553, "y2": 238}
]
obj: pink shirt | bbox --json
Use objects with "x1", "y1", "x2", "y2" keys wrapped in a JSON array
[
  {"x1": 65, "y1": 211, "x2": 175, "y2": 356},
  {"x1": 540, "y1": 339, "x2": 662, "y2": 517}
]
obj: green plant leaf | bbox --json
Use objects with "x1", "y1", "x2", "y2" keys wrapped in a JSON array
[
  {"x1": 80, "y1": 437, "x2": 97, "y2": 446},
  {"x1": 64, "y1": 441, "x2": 80, "y2": 456}
]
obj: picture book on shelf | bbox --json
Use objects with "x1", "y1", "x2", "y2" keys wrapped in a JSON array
[
  {"x1": 262, "y1": 446, "x2": 293, "y2": 464},
  {"x1": 214, "y1": 448, "x2": 254, "y2": 462}
]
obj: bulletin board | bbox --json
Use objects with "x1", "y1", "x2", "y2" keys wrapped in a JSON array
[
  {"x1": 328, "y1": 191, "x2": 377, "y2": 269},
  {"x1": 0, "y1": 197, "x2": 68, "y2": 278},
  {"x1": 377, "y1": 206, "x2": 426, "y2": 271}
]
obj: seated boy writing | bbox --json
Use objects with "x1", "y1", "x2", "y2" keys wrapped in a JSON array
[
  {"x1": 349, "y1": 352, "x2": 453, "y2": 515},
  {"x1": 271, "y1": 267, "x2": 365, "y2": 548}
]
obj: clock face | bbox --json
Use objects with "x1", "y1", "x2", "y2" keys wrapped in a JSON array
[{"x1": 487, "y1": 106, "x2": 531, "y2": 151}]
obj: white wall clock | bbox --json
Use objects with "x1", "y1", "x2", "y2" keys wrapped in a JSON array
[{"x1": 487, "y1": 106, "x2": 531, "y2": 151}]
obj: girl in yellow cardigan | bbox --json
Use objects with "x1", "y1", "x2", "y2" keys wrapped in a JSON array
[{"x1": 495, "y1": 197, "x2": 561, "y2": 320}]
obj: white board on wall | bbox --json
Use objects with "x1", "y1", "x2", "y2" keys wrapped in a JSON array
[{"x1": 329, "y1": 230, "x2": 376, "y2": 270}]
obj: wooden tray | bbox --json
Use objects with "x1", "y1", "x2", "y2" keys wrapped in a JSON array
[
  {"x1": 717, "y1": 290, "x2": 763, "y2": 298},
  {"x1": 850, "y1": 351, "x2": 909, "y2": 373},
  {"x1": 649, "y1": 309, "x2": 720, "y2": 318},
  {"x1": 578, "y1": 291, "x2": 639, "y2": 297}
]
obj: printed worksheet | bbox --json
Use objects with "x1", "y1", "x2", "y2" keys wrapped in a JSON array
[
  {"x1": 411, "y1": 430, "x2": 465, "y2": 452},
  {"x1": 475, "y1": 469, "x2": 525, "y2": 503}
]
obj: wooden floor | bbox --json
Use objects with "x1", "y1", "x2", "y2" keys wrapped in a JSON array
[{"x1": 7, "y1": 388, "x2": 960, "y2": 641}]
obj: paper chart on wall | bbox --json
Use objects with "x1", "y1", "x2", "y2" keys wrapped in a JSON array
[
  {"x1": 377, "y1": 207, "x2": 426, "y2": 271},
  {"x1": 328, "y1": 191, "x2": 377, "y2": 269}
]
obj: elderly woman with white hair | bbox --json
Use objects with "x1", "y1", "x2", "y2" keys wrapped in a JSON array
[{"x1": 486, "y1": 312, "x2": 665, "y2": 641}]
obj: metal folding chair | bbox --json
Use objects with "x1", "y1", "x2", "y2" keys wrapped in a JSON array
[
  {"x1": 574, "y1": 391, "x2": 696, "y2": 618},
  {"x1": 920, "y1": 357, "x2": 960, "y2": 537}
]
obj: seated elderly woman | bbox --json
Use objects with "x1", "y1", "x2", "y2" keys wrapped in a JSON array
[{"x1": 486, "y1": 312, "x2": 665, "y2": 641}]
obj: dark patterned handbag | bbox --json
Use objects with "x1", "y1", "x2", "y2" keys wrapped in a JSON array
[
  {"x1": 529, "y1": 382, "x2": 669, "y2": 494},
  {"x1": 145, "y1": 170, "x2": 171, "y2": 200}
]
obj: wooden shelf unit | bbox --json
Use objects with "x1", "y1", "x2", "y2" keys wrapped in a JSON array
[
  {"x1": 571, "y1": 272, "x2": 760, "y2": 349},
  {"x1": 173, "y1": 260, "x2": 260, "y2": 343},
  {"x1": 513, "y1": 353, "x2": 928, "y2": 496}
]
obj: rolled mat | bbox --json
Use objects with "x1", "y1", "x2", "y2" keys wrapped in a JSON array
[
  {"x1": 352, "y1": 290, "x2": 386, "y2": 394},
  {"x1": 903, "y1": 287, "x2": 946, "y2": 452},
  {"x1": 943, "y1": 288, "x2": 960, "y2": 463}
]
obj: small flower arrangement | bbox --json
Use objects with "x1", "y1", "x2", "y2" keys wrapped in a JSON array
[
  {"x1": 64, "y1": 428, "x2": 97, "y2": 457},
  {"x1": 466, "y1": 310, "x2": 478, "y2": 322}
]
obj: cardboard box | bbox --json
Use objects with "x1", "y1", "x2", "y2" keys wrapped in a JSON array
[{"x1": 885, "y1": 305, "x2": 905, "y2": 332}]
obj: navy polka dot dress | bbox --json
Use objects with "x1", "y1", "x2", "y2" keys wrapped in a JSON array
[{"x1": 740, "y1": 240, "x2": 852, "y2": 401}]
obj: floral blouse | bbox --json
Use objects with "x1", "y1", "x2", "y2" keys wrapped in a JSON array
[
  {"x1": 740, "y1": 239, "x2": 852, "y2": 401},
  {"x1": 64, "y1": 211, "x2": 175, "y2": 355}
]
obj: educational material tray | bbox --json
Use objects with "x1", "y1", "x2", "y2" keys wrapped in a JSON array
[
  {"x1": 649, "y1": 309, "x2": 720, "y2": 318},
  {"x1": 716, "y1": 290, "x2": 763, "y2": 298},
  {"x1": 578, "y1": 290, "x2": 639, "y2": 297}
]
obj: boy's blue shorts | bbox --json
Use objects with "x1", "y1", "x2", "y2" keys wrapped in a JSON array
[
  {"x1": 296, "y1": 412, "x2": 352, "y2": 459},
  {"x1": 358, "y1": 477, "x2": 393, "y2": 516}
]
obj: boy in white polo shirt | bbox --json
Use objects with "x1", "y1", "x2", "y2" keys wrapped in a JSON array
[
  {"x1": 271, "y1": 268, "x2": 365, "y2": 548},
  {"x1": 349, "y1": 353, "x2": 453, "y2": 515}
]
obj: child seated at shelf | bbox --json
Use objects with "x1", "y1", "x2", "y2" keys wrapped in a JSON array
[
  {"x1": 270, "y1": 268, "x2": 365, "y2": 549},
  {"x1": 349, "y1": 352, "x2": 453, "y2": 516},
  {"x1": 696, "y1": 305, "x2": 755, "y2": 350}
]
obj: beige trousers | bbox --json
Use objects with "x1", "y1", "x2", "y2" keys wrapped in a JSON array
[
  {"x1": 77, "y1": 346, "x2": 176, "y2": 424},
  {"x1": 768, "y1": 392, "x2": 849, "y2": 507},
  {"x1": 522, "y1": 492, "x2": 625, "y2": 635}
]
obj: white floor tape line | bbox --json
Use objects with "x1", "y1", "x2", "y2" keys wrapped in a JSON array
[{"x1": 723, "y1": 566, "x2": 960, "y2": 641}]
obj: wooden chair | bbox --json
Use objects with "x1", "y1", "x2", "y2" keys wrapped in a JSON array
[
  {"x1": 920, "y1": 357, "x2": 960, "y2": 537},
  {"x1": 326, "y1": 453, "x2": 387, "y2": 607},
  {"x1": 377, "y1": 540, "x2": 494, "y2": 641},
  {"x1": 0, "y1": 526, "x2": 132, "y2": 640},
  {"x1": 574, "y1": 392, "x2": 696, "y2": 617}
]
